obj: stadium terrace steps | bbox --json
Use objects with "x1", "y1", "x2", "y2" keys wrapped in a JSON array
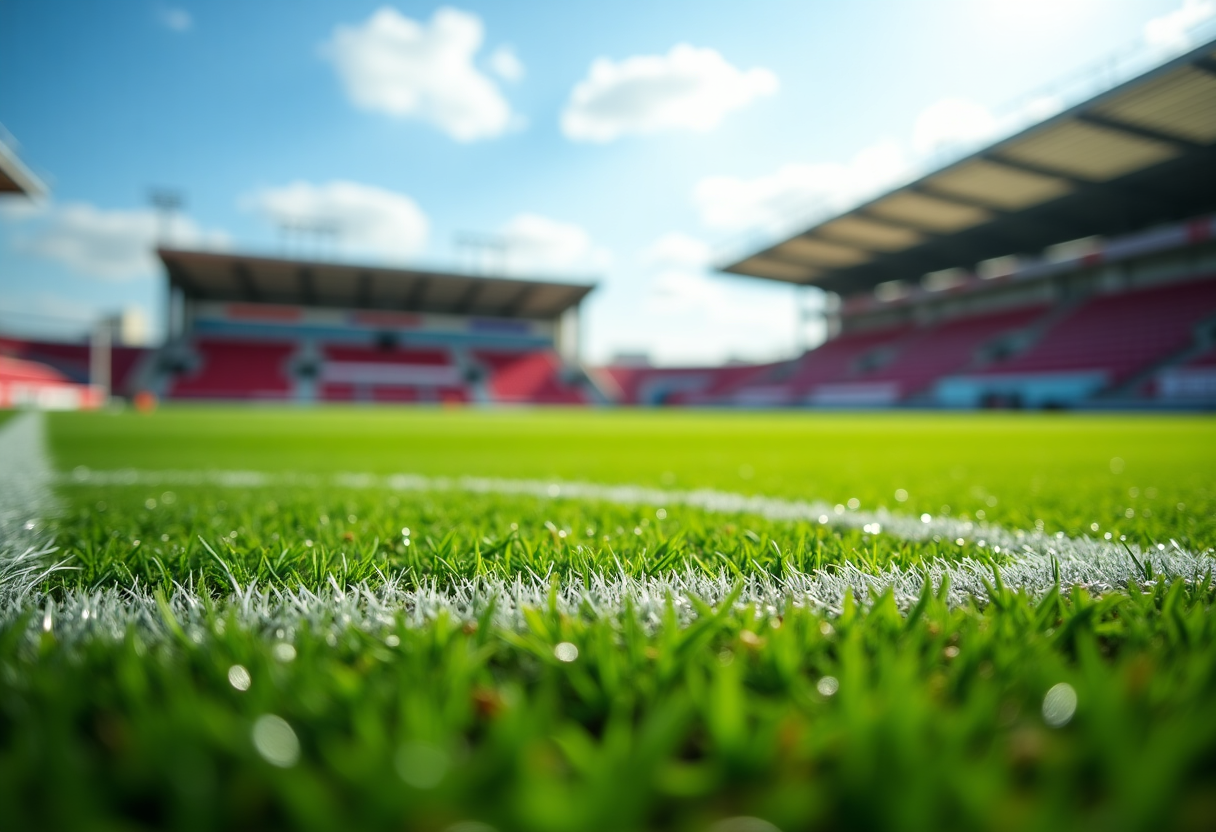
[
  {"x1": 780, "y1": 325, "x2": 915, "y2": 401},
  {"x1": 847, "y1": 305, "x2": 1049, "y2": 399},
  {"x1": 486, "y1": 351, "x2": 589, "y2": 404},
  {"x1": 972, "y1": 277, "x2": 1216, "y2": 387},
  {"x1": 169, "y1": 338, "x2": 296, "y2": 400}
]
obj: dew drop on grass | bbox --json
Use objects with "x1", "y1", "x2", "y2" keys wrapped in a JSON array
[
  {"x1": 272, "y1": 643, "x2": 296, "y2": 663},
  {"x1": 655, "y1": 508, "x2": 667, "y2": 520},
  {"x1": 385, "y1": 635, "x2": 400, "y2": 648},
  {"x1": 921, "y1": 513, "x2": 932, "y2": 523},
  {"x1": 395, "y1": 741, "x2": 449, "y2": 789},
  {"x1": 252, "y1": 715, "x2": 299, "y2": 767},
  {"x1": 1042, "y1": 682, "x2": 1077, "y2": 727},
  {"x1": 894, "y1": 489, "x2": 908, "y2": 502},
  {"x1": 847, "y1": 498, "x2": 860, "y2": 510},
  {"x1": 554, "y1": 642, "x2": 578, "y2": 662},
  {"x1": 817, "y1": 676, "x2": 839, "y2": 697},
  {"x1": 228, "y1": 665, "x2": 251, "y2": 691}
]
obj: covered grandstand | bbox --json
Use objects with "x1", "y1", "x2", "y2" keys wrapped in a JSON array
[
  {"x1": 609, "y1": 37, "x2": 1216, "y2": 409},
  {"x1": 150, "y1": 248, "x2": 604, "y2": 405}
]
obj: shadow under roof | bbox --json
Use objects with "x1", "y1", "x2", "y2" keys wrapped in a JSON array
[
  {"x1": 721, "y1": 38, "x2": 1216, "y2": 296},
  {"x1": 160, "y1": 248, "x2": 596, "y2": 321},
  {"x1": 0, "y1": 138, "x2": 47, "y2": 197}
]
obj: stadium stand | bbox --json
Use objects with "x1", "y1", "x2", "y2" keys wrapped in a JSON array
[
  {"x1": 686, "y1": 36, "x2": 1216, "y2": 411},
  {"x1": 1150, "y1": 340, "x2": 1216, "y2": 403},
  {"x1": 854, "y1": 306, "x2": 1048, "y2": 399},
  {"x1": 0, "y1": 337, "x2": 148, "y2": 397},
  {"x1": 169, "y1": 338, "x2": 295, "y2": 400},
  {"x1": 975, "y1": 279, "x2": 1216, "y2": 383},
  {"x1": 147, "y1": 249, "x2": 603, "y2": 405},
  {"x1": 485, "y1": 351, "x2": 590, "y2": 404},
  {"x1": 0, "y1": 354, "x2": 104, "y2": 409}
]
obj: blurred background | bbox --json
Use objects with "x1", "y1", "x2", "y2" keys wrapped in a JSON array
[{"x1": 1, "y1": 0, "x2": 1214, "y2": 409}]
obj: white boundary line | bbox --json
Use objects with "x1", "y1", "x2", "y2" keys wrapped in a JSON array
[
  {"x1": 1, "y1": 418, "x2": 1211, "y2": 643},
  {"x1": 0, "y1": 411, "x2": 62, "y2": 606}
]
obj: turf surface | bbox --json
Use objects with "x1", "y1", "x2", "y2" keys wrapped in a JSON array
[{"x1": 2, "y1": 407, "x2": 1215, "y2": 832}]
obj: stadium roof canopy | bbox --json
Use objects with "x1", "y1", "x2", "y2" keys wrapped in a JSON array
[
  {"x1": 0, "y1": 137, "x2": 47, "y2": 197},
  {"x1": 721, "y1": 39, "x2": 1216, "y2": 296},
  {"x1": 159, "y1": 248, "x2": 596, "y2": 321}
]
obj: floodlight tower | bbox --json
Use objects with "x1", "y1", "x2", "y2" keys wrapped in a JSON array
[
  {"x1": 149, "y1": 188, "x2": 184, "y2": 243},
  {"x1": 150, "y1": 188, "x2": 185, "y2": 345},
  {"x1": 455, "y1": 232, "x2": 512, "y2": 274},
  {"x1": 89, "y1": 314, "x2": 119, "y2": 405}
]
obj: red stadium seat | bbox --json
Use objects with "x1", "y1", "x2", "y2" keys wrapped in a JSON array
[{"x1": 169, "y1": 338, "x2": 295, "y2": 399}]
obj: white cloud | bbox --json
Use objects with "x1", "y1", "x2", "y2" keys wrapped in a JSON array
[
  {"x1": 912, "y1": 97, "x2": 998, "y2": 158},
  {"x1": 694, "y1": 140, "x2": 909, "y2": 232},
  {"x1": 561, "y1": 44, "x2": 778, "y2": 142},
  {"x1": 614, "y1": 264, "x2": 802, "y2": 366},
  {"x1": 692, "y1": 90, "x2": 1065, "y2": 236},
  {"x1": 488, "y1": 45, "x2": 524, "y2": 82},
  {"x1": 499, "y1": 214, "x2": 611, "y2": 275},
  {"x1": 640, "y1": 232, "x2": 711, "y2": 268},
  {"x1": 244, "y1": 180, "x2": 429, "y2": 260},
  {"x1": 322, "y1": 6, "x2": 513, "y2": 142},
  {"x1": 158, "y1": 6, "x2": 193, "y2": 32},
  {"x1": 16, "y1": 202, "x2": 227, "y2": 281},
  {"x1": 1144, "y1": 0, "x2": 1215, "y2": 52}
]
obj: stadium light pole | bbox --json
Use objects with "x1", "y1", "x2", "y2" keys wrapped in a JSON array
[
  {"x1": 90, "y1": 315, "x2": 113, "y2": 405},
  {"x1": 149, "y1": 189, "x2": 184, "y2": 245},
  {"x1": 455, "y1": 233, "x2": 511, "y2": 274}
]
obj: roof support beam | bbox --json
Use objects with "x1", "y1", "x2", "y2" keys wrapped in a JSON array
[
  {"x1": 452, "y1": 280, "x2": 485, "y2": 314},
  {"x1": 356, "y1": 271, "x2": 373, "y2": 309},
  {"x1": 502, "y1": 285, "x2": 537, "y2": 317},
  {"x1": 297, "y1": 268, "x2": 316, "y2": 306},
  {"x1": 1075, "y1": 112, "x2": 1203, "y2": 151},
  {"x1": 403, "y1": 277, "x2": 429, "y2": 311},
  {"x1": 908, "y1": 184, "x2": 1014, "y2": 216},
  {"x1": 233, "y1": 263, "x2": 261, "y2": 302},
  {"x1": 982, "y1": 154, "x2": 1092, "y2": 188},
  {"x1": 165, "y1": 261, "x2": 207, "y2": 299}
]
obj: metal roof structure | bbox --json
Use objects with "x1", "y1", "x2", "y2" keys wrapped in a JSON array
[
  {"x1": 159, "y1": 248, "x2": 596, "y2": 321},
  {"x1": 721, "y1": 39, "x2": 1216, "y2": 296},
  {"x1": 0, "y1": 136, "x2": 47, "y2": 197}
]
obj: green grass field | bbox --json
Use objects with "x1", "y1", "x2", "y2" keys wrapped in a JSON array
[{"x1": 2, "y1": 408, "x2": 1215, "y2": 831}]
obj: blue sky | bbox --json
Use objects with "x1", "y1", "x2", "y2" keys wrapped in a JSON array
[{"x1": 1, "y1": 0, "x2": 1211, "y2": 364}]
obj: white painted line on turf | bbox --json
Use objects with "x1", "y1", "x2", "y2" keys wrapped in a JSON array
[
  {"x1": 0, "y1": 411, "x2": 63, "y2": 603},
  {"x1": 60, "y1": 466, "x2": 1214, "y2": 590}
]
